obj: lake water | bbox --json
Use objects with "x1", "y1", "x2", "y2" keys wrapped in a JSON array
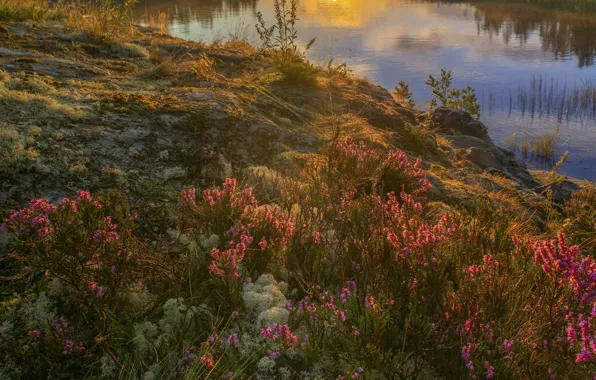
[{"x1": 133, "y1": 0, "x2": 596, "y2": 181}]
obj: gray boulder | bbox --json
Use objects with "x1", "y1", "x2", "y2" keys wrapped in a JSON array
[
  {"x1": 432, "y1": 107, "x2": 489, "y2": 140},
  {"x1": 535, "y1": 180, "x2": 581, "y2": 204}
]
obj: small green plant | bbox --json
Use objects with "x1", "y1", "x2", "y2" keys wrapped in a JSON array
[
  {"x1": 548, "y1": 150, "x2": 569, "y2": 182},
  {"x1": 506, "y1": 130, "x2": 559, "y2": 161},
  {"x1": 255, "y1": 0, "x2": 318, "y2": 85},
  {"x1": 533, "y1": 129, "x2": 559, "y2": 159},
  {"x1": 505, "y1": 132, "x2": 519, "y2": 152},
  {"x1": 325, "y1": 58, "x2": 352, "y2": 80},
  {"x1": 255, "y1": 0, "x2": 302, "y2": 55},
  {"x1": 393, "y1": 80, "x2": 415, "y2": 108},
  {"x1": 426, "y1": 69, "x2": 481, "y2": 119}
]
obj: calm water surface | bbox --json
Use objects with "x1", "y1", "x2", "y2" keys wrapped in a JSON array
[{"x1": 133, "y1": 0, "x2": 596, "y2": 181}]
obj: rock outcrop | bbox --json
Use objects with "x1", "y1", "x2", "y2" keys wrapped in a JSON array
[{"x1": 431, "y1": 108, "x2": 538, "y2": 188}]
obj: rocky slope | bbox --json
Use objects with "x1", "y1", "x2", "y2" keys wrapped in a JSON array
[{"x1": 0, "y1": 20, "x2": 561, "y2": 236}]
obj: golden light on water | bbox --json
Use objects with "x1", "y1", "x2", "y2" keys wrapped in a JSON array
[{"x1": 300, "y1": 0, "x2": 396, "y2": 28}]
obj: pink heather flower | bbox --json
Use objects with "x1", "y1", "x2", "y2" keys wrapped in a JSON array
[
  {"x1": 130, "y1": 211, "x2": 138, "y2": 221},
  {"x1": 61, "y1": 198, "x2": 77, "y2": 213},
  {"x1": 224, "y1": 372, "x2": 233, "y2": 379},
  {"x1": 231, "y1": 311, "x2": 239, "y2": 319},
  {"x1": 461, "y1": 343, "x2": 477, "y2": 375},
  {"x1": 106, "y1": 231, "x2": 118, "y2": 242},
  {"x1": 76, "y1": 190, "x2": 92, "y2": 202},
  {"x1": 260, "y1": 324, "x2": 298, "y2": 347},
  {"x1": 354, "y1": 329, "x2": 360, "y2": 336},
  {"x1": 27, "y1": 330, "x2": 40, "y2": 339},
  {"x1": 180, "y1": 188, "x2": 196, "y2": 206},
  {"x1": 576, "y1": 347, "x2": 594, "y2": 363},
  {"x1": 484, "y1": 361, "x2": 495, "y2": 380},
  {"x1": 63, "y1": 339, "x2": 74, "y2": 355},
  {"x1": 227, "y1": 333, "x2": 239, "y2": 346},
  {"x1": 52, "y1": 316, "x2": 68, "y2": 336},
  {"x1": 568, "y1": 325, "x2": 577, "y2": 345},
  {"x1": 268, "y1": 350, "x2": 281, "y2": 358},
  {"x1": 29, "y1": 199, "x2": 57, "y2": 213},
  {"x1": 259, "y1": 238, "x2": 267, "y2": 250},
  {"x1": 93, "y1": 230, "x2": 103, "y2": 243}
]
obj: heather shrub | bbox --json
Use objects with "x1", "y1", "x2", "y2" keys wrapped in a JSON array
[
  {"x1": 3, "y1": 137, "x2": 596, "y2": 378},
  {"x1": 0, "y1": 191, "x2": 157, "y2": 376},
  {"x1": 178, "y1": 178, "x2": 295, "y2": 314}
]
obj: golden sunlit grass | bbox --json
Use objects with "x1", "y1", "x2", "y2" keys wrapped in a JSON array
[
  {"x1": 144, "y1": 52, "x2": 216, "y2": 82},
  {"x1": 145, "y1": 10, "x2": 169, "y2": 34},
  {"x1": 0, "y1": 0, "x2": 136, "y2": 40},
  {"x1": 0, "y1": 0, "x2": 64, "y2": 21}
]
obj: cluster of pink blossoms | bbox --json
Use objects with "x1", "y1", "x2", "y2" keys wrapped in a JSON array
[
  {"x1": 84, "y1": 281, "x2": 103, "y2": 297},
  {"x1": 339, "y1": 367, "x2": 364, "y2": 379},
  {"x1": 533, "y1": 232, "x2": 596, "y2": 307},
  {"x1": 566, "y1": 307, "x2": 596, "y2": 364},
  {"x1": 2, "y1": 198, "x2": 57, "y2": 238},
  {"x1": 208, "y1": 229, "x2": 253, "y2": 279},
  {"x1": 2, "y1": 191, "x2": 108, "y2": 241},
  {"x1": 198, "y1": 178, "x2": 257, "y2": 211},
  {"x1": 181, "y1": 178, "x2": 295, "y2": 280},
  {"x1": 25, "y1": 317, "x2": 85, "y2": 356},
  {"x1": 92, "y1": 216, "x2": 119, "y2": 243},
  {"x1": 260, "y1": 324, "x2": 298, "y2": 348}
]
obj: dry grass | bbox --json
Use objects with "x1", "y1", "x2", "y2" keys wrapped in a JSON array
[
  {"x1": 144, "y1": 53, "x2": 216, "y2": 82},
  {"x1": 145, "y1": 10, "x2": 169, "y2": 35},
  {"x1": 506, "y1": 130, "x2": 560, "y2": 160},
  {"x1": 0, "y1": 0, "x2": 63, "y2": 21},
  {"x1": 0, "y1": 0, "x2": 136, "y2": 41}
]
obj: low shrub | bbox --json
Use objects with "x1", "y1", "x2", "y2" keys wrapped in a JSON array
[
  {"x1": 427, "y1": 69, "x2": 481, "y2": 119},
  {"x1": 2, "y1": 137, "x2": 596, "y2": 378},
  {"x1": 255, "y1": 0, "x2": 319, "y2": 86}
]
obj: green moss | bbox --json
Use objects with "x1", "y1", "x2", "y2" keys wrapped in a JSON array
[
  {"x1": 0, "y1": 126, "x2": 39, "y2": 174},
  {"x1": 0, "y1": 84, "x2": 86, "y2": 122},
  {"x1": 5, "y1": 74, "x2": 55, "y2": 94}
]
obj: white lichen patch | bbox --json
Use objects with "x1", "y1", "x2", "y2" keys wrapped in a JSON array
[{"x1": 243, "y1": 274, "x2": 289, "y2": 326}]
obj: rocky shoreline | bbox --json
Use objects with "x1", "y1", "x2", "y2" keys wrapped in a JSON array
[{"x1": 0, "y1": 20, "x2": 584, "y2": 235}]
